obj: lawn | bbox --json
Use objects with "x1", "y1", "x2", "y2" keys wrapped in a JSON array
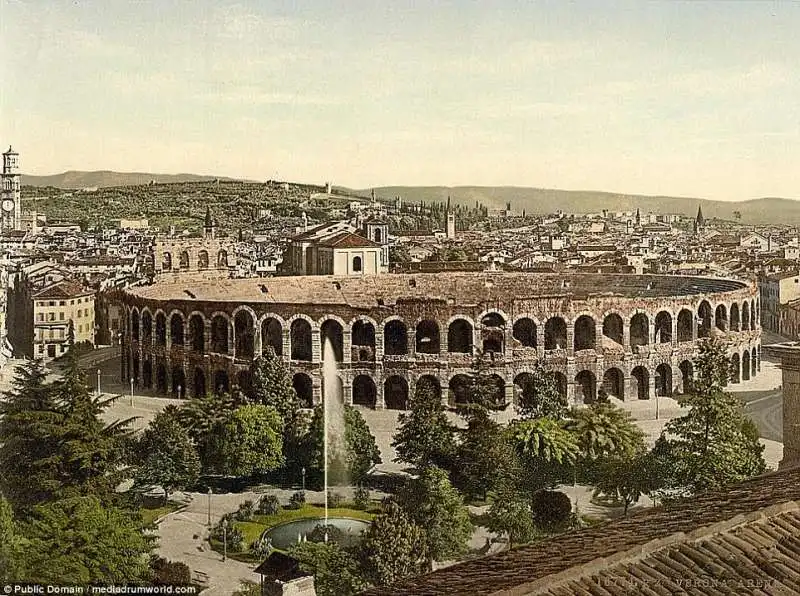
[
  {"x1": 141, "y1": 500, "x2": 182, "y2": 526},
  {"x1": 210, "y1": 503, "x2": 376, "y2": 563}
]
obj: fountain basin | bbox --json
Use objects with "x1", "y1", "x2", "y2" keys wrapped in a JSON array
[{"x1": 262, "y1": 517, "x2": 370, "y2": 549}]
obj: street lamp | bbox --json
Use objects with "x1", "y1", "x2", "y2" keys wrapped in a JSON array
[
  {"x1": 207, "y1": 487, "x2": 212, "y2": 528},
  {"x1": 301, "y1": 467, "x2": 306, "y2": 491},
  {"x1": 96, "y1": 369, "x2": 101, "y2": 396}
]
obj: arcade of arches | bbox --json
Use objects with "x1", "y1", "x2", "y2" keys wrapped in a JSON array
[{"x1": 121, "y1": 295, "x2": 761, "y2": 410}]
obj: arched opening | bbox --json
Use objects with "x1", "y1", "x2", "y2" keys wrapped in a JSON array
[
  {"x1": 352, "y1": 256, "x2": 363, "y2": 273},
  {"x1": 752, "y1": 347, "x2": 758, "y2": 377},
  {"x1": 214, "y1": 369, "x2": 230, "y2": 394},
  {"x1": 290, "y1": 319, "x2": 313, "y2": 361},
  {"x1": 162, "y1": 252, "x2": 172, "y2": 271},
  {"x1": 481, "y1": 312, "x2": 505, "y2": 354},
  {"x1": 448, "y1": 374, "x2": 472, "y2": 405},
  {"x1": 677, "y1": 309, "x2": 693, "y2": 342},
  {"x1": 156, "y1": 362, "x2": 168, "y2": 394},
  {"x1": 155, "y1": 312, "x2": 167, "y2": 347},
  {"x1": 655, "y1": 363, "x2": 672, "y2": 397},
  {"x1": 384, "y1": 319, "x2": 408, "y2": 355},
  {"x1": 217, "y1": 250, "x2": 228, "y2": 268},
  {"x1": 142, "y1": 358, "x2": 152, "y2": 389},
  {"x1": 172, "y1": 366, "x2": 186, "y2": 398},
  {"x1": 320, "y1": 319, "x2": 344, "y2": 362},
  {"x1": 742, "y1": 302, "x2": 751, "y2": 331},
  {"x1": 234, "y1": 310, "x2": 255, "y2": 360},
  {"x1": 352, "y1": 375, "x2": 377, "y2": 408},
  {"x1": 513, "y1": 372, "x2": 536, "y2": 406},
  {"x1": 715, "y1": 304, "x2": 728, "y2": 332},
  {"x1": 374, "y1": 228, "x2": 382, "y2": 243},
  {"x1": 236, "y1": 370, "x2": 253, "y2": 395},
  {"x1": 132, "y1": 355, "x2": 140, "y2": 384},
  {"x1": 416, "y1": 320, "x2": 440, "y2": 354},
  {"x1": 602, "y1": 368, "x2": 624, "y2": 400},
  {"x1": 292, "y1": 373, "x2": 314, "y2": 408},
  {"x1": 170, "y1": 314, "x2": 185, "y2": 348},
  {"x1": 573, "y1": 315, "x2": 596, "y2": 351},
  {"x1": 262, "y1": 318, "x2": 283, "y2": 356},
  {"x1": 488, "y1": 374, "x2": 506, "y2": 407},
  {"x1": 575, "y1": 370, "x2": 596, "y2": 404},
  {"x1": 131, "y1": 310, "x2": 140, "y2": 341},
  {"x1": 384, "y1": 376, "x2": 409, "y2": 410},
  {"x1": 730, "y1": 303, "x2": 740, "y2": 332},
  {"x1": 179, "y1": 251, "x2": 189, "y2": 269},
  {"x1": 512, "y1": 318, "x2": 537, "y2": 348},
  {"x1": 752, "y1": 299, "x2": 758, "y2": 329},
  {"x1": 544, "y1": 317, "x2": 567, "y2": 350},
  {"x1": 190, "y1": 314, "x2": 205, "y2": 353},
  {"x1": 698, "y1": 301, "x2": 712, "y2": 338},
  {"x1": 447, "y1": 318, "x2": 473, "y2": 353},
  {"x1": 602, "y1": 314, "x2": 623, "y2": 347},
  {"x1": 730, "y1": 353, "x2": 740, "y2": 384},
  {"x1": 742, "y1": 351, "x2": 751, "y2": 381},
  {"x1": 142, "y1": 311, "x2": 153, "y2": 345},
  {"x1": 416, "y1": 375, "x2": 442, "y2": 402},
  {"x1": 631, "y1": 366, "x2": 649, "y2": 400},
  {"x1": 193, "y1": 367, "x2": 206, "y2": 398},
  {"x1": 198, "y1": 250, "x2": 209, "y2": 270},
  {"x1": 351, "y1": 320, "x2": 376, "y2": 362},
  {"x1": 679, "y1": 360, "x2": 693, "y2": 394},
  {"x1": 654, "y1": 311, "x2": 672, "y2": 343},
  {"x1": 552, "y1": 372, "x2": 567, "y2": 399},
  {"x1": 210, "y1": 315, "x2": 229, "y2": 354},
  {"x1": 629, "y1": 313, "x2": 649, "y2": 348}
]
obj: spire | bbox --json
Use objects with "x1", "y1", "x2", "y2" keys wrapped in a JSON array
[
  {"x1": 446, "y1": 195, "x2": 451, "y2": 213},
  {"x1": 696, "y1": 205, "x2": 705, "y2": 226},
  {"x1": 635, "y1": 208, "x2": 641, "y2": 225}
]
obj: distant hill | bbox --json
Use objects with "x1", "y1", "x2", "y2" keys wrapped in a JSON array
[
  {"x1": 21, "y1": 170, "x2": 248, "y2": 189},
  {"x1": 354, "y1": 186, "x2": 800, "y2": 226}
]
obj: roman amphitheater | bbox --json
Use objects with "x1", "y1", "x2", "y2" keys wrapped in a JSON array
[{"x1": 117, "y1": 272, "x2": 762, "y2": 410}]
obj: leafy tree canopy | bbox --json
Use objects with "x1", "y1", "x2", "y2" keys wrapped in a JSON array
[
  {"x1": 392, "y1": 378, "x2": 455, "y2": 471},
  {"x1": 287, "y1": 541, "x2": 366, "y2": 596},
  {"x1": 218, "y1": 404, "x2": 285, "y2": 477}
]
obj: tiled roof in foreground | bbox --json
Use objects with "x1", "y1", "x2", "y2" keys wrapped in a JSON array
[{"x1": 362, "y1": 467, "x2": 800, "y2": 596}]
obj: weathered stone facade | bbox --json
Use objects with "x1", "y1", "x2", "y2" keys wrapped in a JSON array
[{"x1": 117, "y1": 273, "x2": 762, "y2": 409}]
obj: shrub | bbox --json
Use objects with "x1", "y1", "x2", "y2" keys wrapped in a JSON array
[
  {"x1": 353, "y1": 485, "x2": 370, "y2": 510},
  {"x1": 531, "y1": 490, "x2": 573, "y2": 533},
  {"x1": 236, "y1": 500, "x2": 256, "y2": 522},
  {"x1": 257, "y1": 494, "x2": 281, "y2": 516},
  {"x1": 150, "y1": 556, "x2": 192, "y2": 586},
  {"x1": 287, "y1": 491, "x2": 306, "y2": 510},
  {"x1": 249, "y1": 536, "x2": 273, "y2": 558},
  {"x1": 327, "y1": 490, "x2": 344, "y2": 509},
  {"x1": 307, "y1": 523, "x2": 346, "y2": 544}
]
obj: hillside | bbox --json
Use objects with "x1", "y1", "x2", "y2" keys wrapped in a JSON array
[
  {"x1": 21, "y1": 170, "x2": 247, "y2": 189},
  {"x1": 355, "y1": 186, "x2": 800, "y2": 226}
]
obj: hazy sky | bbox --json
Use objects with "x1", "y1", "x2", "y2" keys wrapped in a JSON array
[{"x1": 2, "y1": 1, "x2": 799, "y2": 200}]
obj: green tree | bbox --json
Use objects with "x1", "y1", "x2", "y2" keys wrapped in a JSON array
[
  {"x1": 564, "y1": 401, "x2": 646, "y2": 483},
  {"x1": 218, "y1": 405, "x2": 284, "y2": 477},
  {"x1": 344, "y1": 406, "x2": 382, "y2": 481},
  {"x1": 659, "y1": 338, "x2": 766, "y2": 493},
  {"x1": 455, "y1": 416, "x2": 520, "y2": 501},
  {"x1": 21, "y1": 496, "x2": 154, "y2": 584},
  {"x1": 0, "y1": 494, "x2": 26, "y2": 581},
  {"x1": 592, "y1": 452, "x2": 658, "y2": 515},
  {"x1": 516, "y1": 362, "x2": 568, "y2": 420},
  {"x1": 453, "y1": 351, "x2": 506, "y2": 421},
  {"x1": 287, "y1": 541, "x2": 366, "y2": 596},
  {"x1": 392, "y1": 378, "x2": 455, "y2": 470},
  {"x1": 0, "y1": 360, "x2": 65, "y2": 511},
  {"x1": 172, "y1": 392, "x2": 243, "y2": 472},
  {"x1": 359, "y1": 500, "x2": 427, "y2": 586},
  {"x1": 389, "y1": 244, "x2": 412, "y2": 264},
  {"x1": 485, "y1": 491, "x2": 536, "y2": 550},
  {"x1": 249, "y1": 349, "x2": 300, "y2": 423},
  {"x1": 506, "y1": 417, "x2": 579, "y2": 490},
  {"x1": 399, "y1": 466, "x2": 473, "y2": 570},
  {"x1": 134, "y1": 411, "x2": 201, "y2": 503}
]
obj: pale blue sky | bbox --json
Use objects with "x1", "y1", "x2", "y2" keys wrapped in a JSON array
[{"x1": 1, "y1": 0, "x2": 799, "y2": 200}]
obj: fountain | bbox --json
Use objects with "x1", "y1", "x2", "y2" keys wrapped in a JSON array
[{"x1": 322, "y1": 337, "x2": 347, "y2": 538}]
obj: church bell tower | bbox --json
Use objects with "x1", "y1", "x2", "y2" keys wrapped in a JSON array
[{"x1": 1, "y1": 146, "x2": 21, "y2": 231}]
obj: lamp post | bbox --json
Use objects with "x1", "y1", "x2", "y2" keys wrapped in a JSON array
[
  {"x1": 301, "y1": 467, "x2": 306, "y2": 491},
  {"x1": 222, "y1": 518, "x2": 228, "y2": 562},
  {"x1": 130, "y1": 377, "x2": 134, "y2": 407},
  {"x1": 207, "y1": 487, "x2": 212, "y2": 528},
  {"x1": 96, "y1": 369, "x2": 101, "y2": 396}
]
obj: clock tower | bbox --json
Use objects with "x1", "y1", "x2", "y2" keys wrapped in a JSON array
[{"x1": 1, "y1": 146, "x2": 21, "y2": 231}]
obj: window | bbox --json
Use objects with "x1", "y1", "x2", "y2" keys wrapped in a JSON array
[
  {"x1": 37, "y1": 313, "x2": 44, "y2": 322},
  {"x1": 78, "y1": 324, "x2": 83, "y2": 333},
  {"x1": 59, "y1": 301, "x2": 65, "y2": 306},
  {"x1": 352, "y1": 255, "x2": 363, "y2": 272},
  {"x1": 49, "y1": 301, "x2": 55, "y2": 307},
  {"x1": 48, "y1": 313, "x2": 55, "y2": 322},
  {"x1": 59, "y1": 312, "x2": 64, "y2": 321},
  {"x1": 38, "y1": 344, "x2": 44, "y2": 353}
]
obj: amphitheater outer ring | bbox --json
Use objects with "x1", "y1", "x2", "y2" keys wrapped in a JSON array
[{"x1": 116, "y1": 272, "x2": 762, "y2": 408}]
